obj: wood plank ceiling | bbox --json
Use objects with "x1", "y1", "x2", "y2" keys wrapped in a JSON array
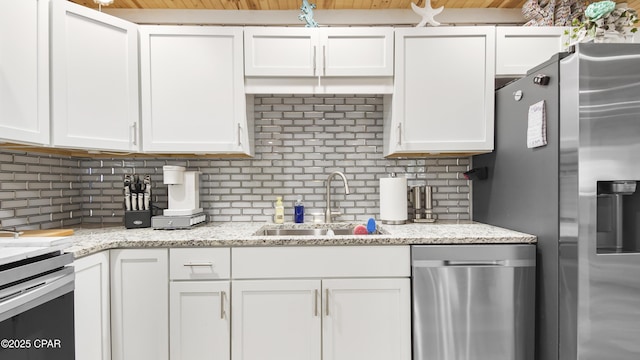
[
  {"x1": 70, "y1": 0, "x2": 640, "y2": 17},
  {"x1": 69, "y1": 0, "x2": 526, "y2": 10}
]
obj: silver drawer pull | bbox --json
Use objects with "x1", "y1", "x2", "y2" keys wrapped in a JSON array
[
  {"x1": 325, "y1": 289, "x2": 330, "y2": 316},
  {"x1": 183, "y1": 262, "x2": 214, "y2": 267},
  {"x1": 220, "y1": 291, "x2": 226, "y2": 319}
]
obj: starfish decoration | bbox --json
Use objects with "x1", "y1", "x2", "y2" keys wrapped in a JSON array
[{"x1": 411, "y1": 0, "x2": 444, "y2": 27}]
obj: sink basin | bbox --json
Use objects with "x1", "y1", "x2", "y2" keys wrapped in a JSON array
[
  {"x1": 259, "y1": 228, "x2": 355, "y2": 236},
  {"x1": 253, "y1": 224, "x2": 386, "y2": 236}
]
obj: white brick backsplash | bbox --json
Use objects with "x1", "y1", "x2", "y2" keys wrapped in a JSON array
[{"x1": 0, "y1": 95, "x2": 471, "y2": 227}]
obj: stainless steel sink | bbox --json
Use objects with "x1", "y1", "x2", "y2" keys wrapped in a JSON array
[
  {"x1": 258, "y1": 228, "x2": 353, "y2": 236},
  {"x1": 253, "y1": 224, "x2": 385, "y2": 236}
]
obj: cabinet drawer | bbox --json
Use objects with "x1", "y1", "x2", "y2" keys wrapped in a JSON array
[
  {"x1": 232, "y1": 246, "x2": 410, "y2": 279},
  {"x1": 170, "y1": 248, "x2": 231, "y2": 280}
]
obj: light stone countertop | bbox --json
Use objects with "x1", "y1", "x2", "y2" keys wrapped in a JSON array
[{"x1": 65, "y1": 221, "x2": 536, "y2": 259}]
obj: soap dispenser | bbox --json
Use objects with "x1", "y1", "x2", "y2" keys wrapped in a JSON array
[
  {"x1": 294, "y1": 196, "x2": 304, "y2": 223},
  {"x1": 274, "y1": 196, "x2": 285, "y2": 224}
]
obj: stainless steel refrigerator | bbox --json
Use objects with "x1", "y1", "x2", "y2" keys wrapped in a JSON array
[{"x1": 474, "y1": 43, "x2": 640, "y2": 360}]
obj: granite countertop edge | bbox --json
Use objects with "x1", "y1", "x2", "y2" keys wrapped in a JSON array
[{"x1": 65, "y1": 221, "x2": 537, "y2": 259}]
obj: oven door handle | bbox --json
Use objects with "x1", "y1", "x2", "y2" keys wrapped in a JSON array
[{"x1": 0, "y1": 268, "x2": 74, "y2": 323}]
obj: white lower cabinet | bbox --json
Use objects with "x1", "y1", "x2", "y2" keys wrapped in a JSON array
[
  {"x1": 322, "y1": 278, "x2": 411, "y2": 360},
  {"x1": 231, "y1": 246, "x2": 411, "y2": 360},
  {"x1": 170, "y1": 281, "x2": 230, "y2": 360},
  {"x1": 74, "y1": 251, "x2": 111, "y2": 360},
  {"x1": 110, "y1": 249, "x2": 169, "y2": 360},
  {"x1": 232, "y1": 278, "x2": 410, "y2": 360},
  {"x1": 80, "y1": 246, "x2": 409, "y2": 360},
  {"x1": 232, "y1": 280, "x2": 322, "y2": 360},
  {"x1": 169, "y1": 248, "x2": 231, "y2": 360}
]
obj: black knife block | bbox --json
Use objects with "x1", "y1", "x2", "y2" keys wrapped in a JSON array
[
  {"x1": 124, "y1": 174, "x2": 152, "y2": 229},
  {"x1": 125, "y1": 210, "x2": 151, "y2": 229}
]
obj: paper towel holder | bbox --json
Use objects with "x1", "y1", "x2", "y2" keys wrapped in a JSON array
[{"x1": 379, "y1": 174, "x2": 408, "y2": 225}]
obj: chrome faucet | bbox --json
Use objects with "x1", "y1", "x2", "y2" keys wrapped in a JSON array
[
  {"x1": 0, "y1": 228, "x2": 23, "y2": 239},
  {"x1": 325, "y1": 171, "x2": 351, "y2": 223}
]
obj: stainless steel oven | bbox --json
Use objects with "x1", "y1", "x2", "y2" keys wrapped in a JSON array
[{"x1": 0, "y1": 251, "x2": 75, "y2": 359}]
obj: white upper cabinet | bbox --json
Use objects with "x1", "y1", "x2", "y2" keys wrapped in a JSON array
[
  {"x1": 244, "y1": 27, "x2": 394, "y2": 94},
  {"x1": 139, "y1": 26, "x2": 253, "y2": 155},
  {"x1": 496, "y1": 26, "x2": 567, "y2": 76},
  {"x1": 244, "y1": 27, "x2": 318, "y2": 77},
  {"x1": 321, "y1": 28, "x2": 393, "y2": 77},
  {"x1": 244, "y1": 27, "x2": 393, "y2": 77},
  {"x1": 385, "y1": 27, "x2": 495, "y2": 156},
  {"x1": 50, "y1": 0, "x2": 139, "y2": 151},
  {"x1": 0, "y1": 0, "x2": 49, "y2": 145}
]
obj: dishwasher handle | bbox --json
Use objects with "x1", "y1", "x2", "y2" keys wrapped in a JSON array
[
  {"x1": 413, "y1": 259, "x2": 535, "y2": 267},
  {"x1": 445, "y1": 260, "x2": 505, "y2": 266}
]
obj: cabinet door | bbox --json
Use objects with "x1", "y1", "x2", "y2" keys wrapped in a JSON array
[
  {"x1": 111, "y1": 249, "x2": 168, "y2": 360},
  {"x1": 0, "y1": 0, "x2": 49, "y2": 145},
  {"x1": 140, "y1": 26, "x2": 251, "y2": 154},
  {"x1": 244, "y1": 27, "x2": 393, "y2": 78},
  {"x1": 321, "y1": 28, "x2": 393, "y2": 77},
  {"x1": 387, "y1": 27, "x2": 495, "y2": 155},
  {"x1": 170, "y1": 281, "x2": 230, "y2": 360},
  {"x1": 232, "y1": 279, "x2": 321, "y2": 360},
  {"x1": 322, "y1": 278, "x2": 411, "y2": 360},
  {"x1": 244, "y1": 27, "x2": 318, "y2": 76},
  {"x1": 74, "y1": 251, "x2": 111, "y2": 360},
  {"x1": 496, "y1": 27, "x2": 567, "y2": 76},
  {"x1": 50, "y1": 0, "x2": 139, "y2": 151}
]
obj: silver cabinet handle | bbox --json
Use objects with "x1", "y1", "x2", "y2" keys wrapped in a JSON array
[
  {"x1": 325, "y1": 289, "x2": 330, "y2": 316},
  {"x1": 131, "y1": 123, "x2": 138, "y2": 146},
  {"x1": 314, "y1": 289, "x2": 319, "y2": 317},
  {"x1": 322, "y1": 45, "x2": 326, "y2": 76},
  {"x1": 220, "y1": 291, "x2": 226, "y2": 319},
  {"x1": 397, "y1": 123, "x2": 402, "y2": 146},
  {"x1": 183, "y1": 262, "x2": 214, "y2": 267},
  {"x1": 237, "y1": 123, "x2": 242, "y2": 147},
  {"x1": 313, "y1": 45, "x2": 317, "y2": 75}
]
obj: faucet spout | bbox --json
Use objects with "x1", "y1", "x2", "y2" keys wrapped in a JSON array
[{"x1": 325, "y1": 171, "x2": 350, "y2": 223}]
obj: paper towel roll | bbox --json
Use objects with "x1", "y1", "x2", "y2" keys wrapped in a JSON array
[{"x1": 380, "y1": 177, "x2": 408, "y2": 224}]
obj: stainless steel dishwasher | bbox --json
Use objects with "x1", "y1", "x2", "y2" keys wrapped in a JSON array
[{"x1": 411, "y1": 244, "x2": 536, "y2": 360}]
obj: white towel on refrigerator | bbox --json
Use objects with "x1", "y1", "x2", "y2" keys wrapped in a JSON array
[{"x1": 527, "y1": 100, "x2": 547, "y2": 148}]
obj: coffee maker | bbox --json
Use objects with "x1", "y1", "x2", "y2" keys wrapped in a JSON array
[{"x1": 151, "y1": 165, "x2": 207, "y2": 229}]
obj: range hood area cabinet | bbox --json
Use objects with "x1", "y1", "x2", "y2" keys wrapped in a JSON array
[
  {"x1": 50, "y1": 0, "x2": 141, "y2": 152},
  {"x1": 0, "y1": 0, "x2": 50, "y2": 146},
  {"x1": 139, "y1": 26, "x2": 253, "y2": 155},
  {"x1": 243, "y1": 27, "x2": 394, "y2": 94},
  {"x1": 384, "y1": 27, "x2": 496, "y2": 157}
]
